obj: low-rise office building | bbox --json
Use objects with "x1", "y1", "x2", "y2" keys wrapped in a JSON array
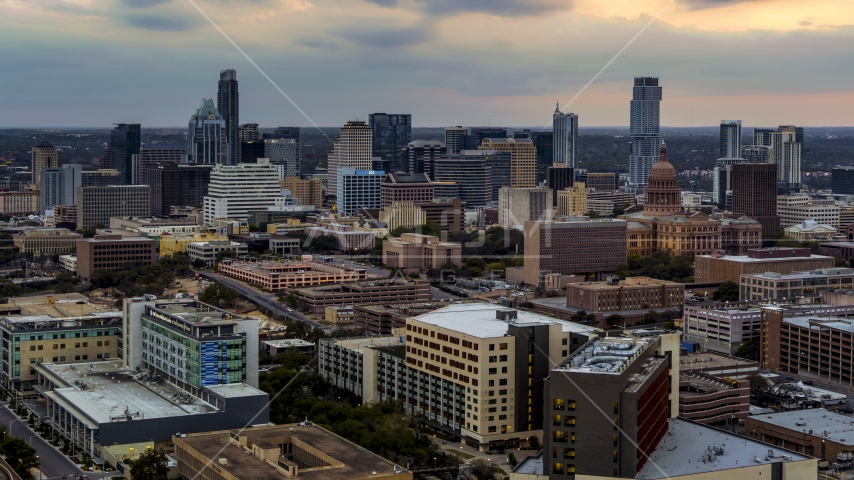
[
  {"x1": 75, "y1": 234, "x2": 157, "y2": 281},
  {"x1": 382, "y1": 233, "x2": 463, "y2": 270},
  {"x1": 778, "y1": 194, "x2": 840, "y2": 229},
  {"x1": 305, "y1": 224, "x2": 376, "y2": 252},
  {"x1": 261, "y1": 338, "x2": 315, "y2": 356},
  {"x1": 219, "y1": 260, "x2": 372, "y2": 291},
  {"x1": 10, "y1": 227, "x2": 81, "y2": 254},
  {"x1": 745, "y1": 408, "x2": 853, "y2": 461},
  {"x1": 740, "y1": 268, "x2": 854, "y2": 302},
  {"x1": 561, "y1": 277, "x2": 683, "y2": 329},
  {"x1": 173, "y1": 423, "x2": 411, "y2": 480},
  {"x1": 695, "y1": 247, "x2": 836, "y2": 283},
  {"x1": 293, "y1": 278, "x2": 432, "y2": 315},
  {"x1": 187, "y1": 241, "x2": 248, "y2": 267},
  {"x1": 109, "y1": 216, "x2": 202, "y2": 237},
  {"x1": 58, "y1": 254, "x2": 76, "y2": 273},
  {"x1": 324, "y1": 305, "x2": 355, "y2": 324},
  {"x1": 160, "y1": 232, "x2": 228, "y2": 257}
]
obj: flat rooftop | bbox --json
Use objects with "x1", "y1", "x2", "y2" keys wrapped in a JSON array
[
  {"x1": 328, "y1": 336, "x2": 406, "y2": 353},
  {"x1": 637, "y1": 418, "x2": 810, "y2": 479},
  {"x1": 555, "y1": 336, "x2": 655, "y2": 375},
  {"x1": 679, "y1": 351, "x2": 758, "y2": 371},
  {"x1": 699, "y1": 254, "x2": 834, "y2": 263},
  {"x1": 742, "y1": 268, "x2": 854, "y2": 279},
  {"x1": 749, "y1": 408, "x2": 854, "y2": 446},
  {"x1": 178, "y1": 424, "x2": 407, "y2": 479},
  {"x1": 413, "y1": 303, "x2": 600, "y2": 338},
  {"x1": 783, "y1": 315, "x2": 854, "y2": 334},
  {"x1": 150, "y1": 301, "x2": 246, "y2": 327},
  {"x1": 262, "y1": 339, "x2": 315, "y2": 348},
  {"x1": 221, "y1": 260, "x2": 371, "y2": 278}
]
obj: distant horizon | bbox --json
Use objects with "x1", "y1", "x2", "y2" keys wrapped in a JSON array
[{"x1": 5, "y1": 125, "x2": 854, "y2": 131}]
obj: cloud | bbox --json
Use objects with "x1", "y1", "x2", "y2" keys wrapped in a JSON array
[
  {"x1": 299, "y1": 40, "x2": 340, "y2": 49},
  {"x1": 338, "y1": 24, "x2": 433, "y2": 47},
  {"x1": 679, "y1": 0, "x2": 772, "y2": 10},
  {"x1": 120, "y1": 0, "x2": 171, "y2": 7},
  {"x1": 125, "y1": 14, "x2": 197, "y2": 31},
  {"x1": 799, "y1": 20, "x2": 813, "y2": 26},
  {"x1": 363, "y1": 0, "x2": 570, "y2": 16}
]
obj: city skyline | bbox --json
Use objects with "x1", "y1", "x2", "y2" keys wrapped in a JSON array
[{"x1": 2, "y1": 0, "x2": 853, "y2": 127}]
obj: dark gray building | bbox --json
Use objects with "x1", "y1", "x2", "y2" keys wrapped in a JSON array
[
  {"x1": 40, "y1": 164, "x2": 81, "y2": 214},
  {"x1": 434, "y1": 151, "x2": 510, "y2": 206},
  {"x1": 833, "y1": 167, "x2": 854, "y2": 195},
  {"x1": 742, "y1": 145, "x2": 771, "y2": 163},
  {"x1": 217, "y1": 69, "x2": 239, "y2": 165},
  {"x1": 403, "y1": 140, "x2": 446, "y2": 178},
  {"x1": 464, "y1": 127, "x2": 507, "y2": 150},
  {"x1": 145, "y1": 163, "x2": 212, "y2": 217},
  {"x1": 546, "y1": 167, "x2": 574, "y2": 207},
  {"x1": 109, "y1": 123, "x2": 140, "y2": 184},
  {"x1": 719, "y1": 120, "x2": 742, "y2": 158},
  {"x1": 369, "y1": 113, "x2": 411, "y2": 172},
  {"x1": 713, "y1": 157, "x2": 747, "y2": 208},
  {"x1": 262, "y1": 126, "x2": 301, "y2": 140},
  {"x1": 515, "y1": 129, "x2": 554, "y2": 183}
]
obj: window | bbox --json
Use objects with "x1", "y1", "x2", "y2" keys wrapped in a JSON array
[
  {"x1": 499, "y1": 389, "x2": 507, "y2": 395},
  {"x1": 29, "y1": 346, "x2": 35, "y2": 351},
  {"x1": 614, "y1": 402, "x2": 619, "y2": 414},
  {"x1": 60, "y1": 356, "x2": 66, "y2": 361},
  {"x1": 564, "y1": 448, "x2": 575, "y2": 459},
  {"x1": 37, "y1": 345, "x2": 43, "y2": 351},
  {"x1": 553, "y1": 431, "x2": 568, "y2": 443},
  {"x1": 52, "y1": 357, "x2": 58, "y2": 362},
  {"x1": 613, "y1": 434, "x2": 618, "y2": 446},
  {"x1": 75, "y1": 355, "x2": 80, "y2": 360},
  {"x1": 499, "y1": 343, "x2": 508, "y2": 350},
  {"x1": 53, "y1": 344, "x2": 58, "y2": 350},
  {"x1": 565, "y1": 416, "x2": 576, "y2": 426},
  {"x1": 499, "y1": 379, "x2": 507, "y2": 386},
  {"x1": 488, "y1": 380, "x2": 494, "y2": 387},
  {"x1": 29, "y1": 358, "x2": 35, "y2": 364},
  {"x1": 562, "y1": 338, "x2": 568, "y2": 345},
  {"x1": 553, "y1": 463, "x2": 564, "y2": 475},
  {"x1": 553, "y1": 414, "x2": 562, "y2": 426},
  {"x1": 75, "y1": 343, "x2": 80, "y2": 348},
  {"x1": 489, "y1": 356, "x2": 497, "y2": 362},
  {"x1": 499, "y1": 355, "x2": 508, "y2": 361},
  {"x1": 502, "y1": 366, "x2": 508, "y2": 374},
  {"x1": 567, "y1": 400, "x2": 576, "y2": 410},
  {"x1": 554, "y1": 398, "x2": 565, "y2": 410},
  {"x1": 489, "y1": 368, "x2": 497, "y2": 375},
  {"x1": 97, "y1": 341, "x2": 103, "y2": 347}
]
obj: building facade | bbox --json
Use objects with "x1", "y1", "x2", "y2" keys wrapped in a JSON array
[
  {"x1": 553, "y1": 104, "x2": 578, "y2": 168},
  {"x1": 217, "y1": 69, "x2": 239, "y2": 165},
  {"x1": 556, "y1": 182, "x2": 587, "y2": 217},
  {"x1": 337, "y1": 167, "x2": 385, "y2": 215},
  {"x1": 380, "y1": 172, "x2": 434, "y2": 208},
  {"x1": 404, "y1": 140, "x2": 446, "y2": 178},
  {"x1": 12, "y1": 228, "x2": 81, "y2": 254},
  {"x1": 369, "y1": 113, "x2": 411, "y2": 171},
  {"x1": 694, "y1": 248, "x2": 836, "y2": 283},
  {"x1": 264, "y1": 138, "x2": 300, "y2": 178},
  {"x1": 279, "y1": 176, "x2": 322, "y2": 207},
  {"x1": 778, "y1": 194, "x2": 840, "y2": 229},
  {"x1": 480, "y1": 138, "x2": 537, "y2": 188},
  {"x1": 145, "y1": 163, "x2": 212, "y2": 217},
  {"x1": 720, "y1": 120, "x2": 742, "y2": 158},
  {"x1": 327, "y1": 121, "x2": 373, "y2": 198},
  {"x1": 40, "y1": 164, "x2": 81, "y2": 214},
  {"x1": 76, "y1": 185, "x2": 150, "y2": 229},
  {"x1": 110, "y1": 124, "x2": 141, "y2": 184},
  {"x1": 187, "y1": 241, "x2": 248, "y2": 267},
  {"x1": 382, "y1": 233, "x2": 462, "y2": 270},
  {"x1": 31, "y1": 141, "x2": 58, "y2": 188},
  {"x1": 731, "y1": 163, "x2": 781, "y2": 234},
  {"x1": 202, "y1": 159, "x2": 285, "y2": 224},
  {"x1": 187, "y1": 99, "x2": 227, "y2": 165},
  {"x1": 499, "y1": 187, "x2": 553, "y2": 230},
  {"x1": 75, "y1": 234, "x2": 156, "y2": 280},
  {"x1": 628, "y1": 77, "x2": 663, "y2": 185}
]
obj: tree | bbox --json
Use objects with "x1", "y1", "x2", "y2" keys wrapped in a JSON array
[
  {"x1": 199, "y1": 282, "x2": 237, "y2": 307},
  {"x1": 606, "y1": 314, "x2": 625, "y2": 329},
  {"x1": 712, "y1": 281, "x2": 739, "y2": 302},
  {"x1": 469, "y1": 459, "x2": 497, "y2": 480},
  {"x1": 0, "y1": 436, "x2": 39, "y2": 479},
  {"x1": 89, "y1": 269, "x2": 115, "y2": 289},
  {"x1": 585, "y1": 211, "x2": 601, "y2": 219},
  {"x1": 643, "y1": 310, "x2": 662, "y2": 325},
  {"x1": 528, "y1": 435, "x2": 541, "y2": 450},
  {"x1": 129, "y1": 449, "x2": 169, "y2": 480},
  {"x1": 570, "y1": 310, "x2": 596, "y2": 325},
  {"x1": 507, "y1": 451, "x2": 517, "y2": 467}
]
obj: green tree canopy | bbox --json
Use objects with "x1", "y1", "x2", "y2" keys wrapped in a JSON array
[
  {"x1": 0, "y1": 436, "x2": 39, "y2": 479},
  {"x1": 129, "y1": 449, "x2": 169, "y2": 480},
  {"x1": 712, "y1": 281, "x2": 739, "y2": 302}
]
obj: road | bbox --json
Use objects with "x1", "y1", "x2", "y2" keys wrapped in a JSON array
[
  {"x1": 430, "y1": 287, "x2": 459, "y2": 301},
  {"x1": 331, "y1": 258, "x2": 390, "y2": 278},
  {"x1": 199, "y1": 272, "x2": 327, "y2": 330},
  {"x1": 0, "y1": 404, "x2": 82, "y2": 479}
]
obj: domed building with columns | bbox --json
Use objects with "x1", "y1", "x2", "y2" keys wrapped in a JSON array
[{"x1": 619, "y1": 145, "x2": 762, "y2": 258}]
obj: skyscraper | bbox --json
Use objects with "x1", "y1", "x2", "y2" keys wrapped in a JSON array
[
  {"x1": 770, "y1": 125, "x2": 802, "y2": 187},
  {"x1": 742, "y1": 145, "x2": 771, "y2": 163},
  {"x1": 514, "y1": 129, "x2": 554, "y2": 182},
  {"x1": 553, "y1": 104, "x2": 579, "y2": 168},
  {"x1": 132, "y1": 144, "x2": 185, "y2": 184},
  {"x1": 261, "y1": 127, "x2": 301, "y2": 178},
  {"x1": 403, "y1": 140, "x2": 446, "y2": 178},
  {"x1": 479, "y1": 138, "x2": 537, "y2": 188},
  {"x1": 217, "y1": 69, "x2": 239, "y2": 165},
  {"x1": 712, "y1": 157, "x2": 747, "y2": 209},
  {"x1": 720, "y1": 120, "x2": 742, "y2": 158},
  {"x1": 464, "y1": 127, "x2": 507, "y2": 150},
  {"x1": 368, "y1": 113, "x2": 411, "y2": 172},
  {"x1": 628, "y1": 77, "x2": 663, "y2": 185},
  {"x1": 145, "y1": 163, "x2": 212, "y2": 217},
  {"x1": 31, "y1": 141, "x2": 58, "y2": 188},
  {"x1": 238, "y1": 123, "x2": 258, "y2": 142},
  {"x1": 444, "y1": 126, "x2": 467, "y2": 155},
  {"x1": 110, "y1": 124, "x2": 141, "y2": 184},
  {"x1": 753, "y1": 128, "x2": 776, "y2": 147},
  {"x1": 327, "y1": 121, "x2": 373, "y2": 199},
  {"x1": 731, "y1": 163, "x2": 781, "y2": 234},
  {"x1": 40, "y1": 164, "x2": 81, "y2": 214},
  {"x1": 186, "y1": 99, "x2": 227, "y2": 165}
]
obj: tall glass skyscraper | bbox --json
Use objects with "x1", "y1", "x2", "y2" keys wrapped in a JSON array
[
  {"x1": 628, "y1": 77, "x2": 662, "y2": 185},
  {"x1": 186, "y1": 99, "x2": 227, "y2": 165},
  {"x1": 719, "y1": 120, "x2": 742, "y2": 158},
  {"x1": 552, "y1": 104, "x2": 578, "y2": 168},
  {"x1": 217, "y1": 69, "x2": 239, "y2": 165},
  {"x1": 368, "y1": 113, "x2": 411, "y2": 172},
  {"x1": 110, "y1": 124, "x2": 141, "y2": 185}
]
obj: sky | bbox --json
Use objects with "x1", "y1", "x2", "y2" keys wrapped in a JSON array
[{"x1": 1, "y1": 0, "x2": 853, "y2": 128}]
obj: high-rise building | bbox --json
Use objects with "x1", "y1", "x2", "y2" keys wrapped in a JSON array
[
  {"x1": 336, "y1": 167, "x2": 385, "y2": 216},
  {"x1": 40, "y1": 164, "x2": 81, "y2": 213},
  {"x1": 403, "y1": 140, "x2": 446, "y2": 178},
  {"x1": 713, "y1": 157, "x2": 748, "y2": 208},
  {"x1": 833, "y1": 166, "x2": 854, "y2": 195},
  {"x1": 433, "y1": 152, "x2": 498, "y2": 207},
  {"x1": 742, "y1": 145, "x2": 771, "y2": 163},
  {"x1": 202, "y1": 159, "x2": 285, "y2": 224},
  {"x1": 546, "y1": 166, "x2": 574, "y2": 207},
  {"x1": 514, "y1": 129, "x2": 554, "y2": 182},
  {"x1": 217, "y1": 69, "x2": 239, "y2": 165},
  {"x1": 628, "y1": 77, "x2": 663, "y2": 185},
  {"x1": 369, "y1": 113, "x2": 411, "y2": 172},
  {"x1": 553, "y1": 104, "x2": 579, "y2": 168},
  {"x1": 132, "y1": 144, "x2": 185, "y2": 184},
  {"x1": 380, "y1": 172, "x2": 434, "y2": 208},
  {"x1": 262, "y1": 127, "x2": 300, "y2": 141},
  {"x1": 279, "y1": 176, "x2": 323, "y2": 207},
  {"x1": 76, "y1": 185, "x2": 151, "y2": 229},
  {"x1": 479, "y1": 138, "x2": 536, "y2": 188},
  {"x1": 81, "y1": 169, "x2": 121, "y2": 187},
  {"x1": 264, "y1": 138, "x2": 300, "y2": 178},
  {"x1": 771, "y1": 125, "x2": 802, "y2": 186},
  {"x1": 464, "y1": 127, "x2": 508, "y2": 151},
  {"x1": 239, "y1": 141, "x2": 265, "y2": 164},
  {"x1": 110, "y1": 124, "x2": 141, "y2": 184},
  {"x1": 186, "y1": 99, "x2": 227, "y2": 165},
  {"x1": 327, "y1": 121, "x2": 372, "y2": 199},
  {"x1": 557, "y1": 182, "x2": 587, "y2": 216},
  {"x1": 498, "y1": 187, "x2": 553, "y2": 230},
  {"x1": 720, "y1": 120, "x2": 742, "y2": 158},
  {"x1": 31, "y1": 141, "x2": 58, "y2": 188},
  {"x1": 485, "y1": 152, "x2": 512, "y2": 201},
  {"x1": 731, "y1": 163, "x2": 781, "y2": 234},
  {"x1": 444, "y1": 126, "x2": 467, "y2": 154},
  {"x1": 144, "y1": 163, "x2": 212, "y2": 217},
  {"x1": 753, "y1": 128, "x2": 776, "y2": 147},
  {"x1": 238, "y1": 123, "x2": 258, "y2": 142}
]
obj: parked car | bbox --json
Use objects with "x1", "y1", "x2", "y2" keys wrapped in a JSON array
[{"x1": 803, "y1": 380, "x2": 814, "y2": 385}]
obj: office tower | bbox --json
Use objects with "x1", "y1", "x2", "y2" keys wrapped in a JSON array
[
  {"x1": 144, "y1": 163, "x2": 213, "y2": 217},
  {"x1": 515, "y1": 129, "x2": 554, "y2": 183},
  {"x1": 403, "y1": 140, "x2": 446, "y2": 178},
  {"x1": 433, "y1": 151, "x2": 507, "y2": 206},
  {"x1": 81, "y1": 169, "x2": 121, "y2": 187},
  {"x1": 336, "y1": 167, "x2": 385, "y2": 216},
  {"x1": 279, "y1": 177, "x2": 323, "y2": 207},
  {"x1": 753, "y1": 128, "x2": 776, "y2": 147},
  {"x1": 444, "y1": 126, "x2": 467, "y2": 154},
  {"x1": 464, "y1": 127, "x2": 508, "y2": 150},
  {"x1": 31, "y1": 141, "x2": 58, "y2": 188},
  {"x1": 40, "y1": 164, "x2": 81, "y2": 213},
  {"x1": 264, "y1": 138, "x2": 300, "y2": 178},
  {"x1": 109, "y1": 124, "x2": 141, "y2": 184},
  {"x1": 557, "y1": 182, "x2": 587, "y2": 216},
  {"x1": 770, "y1": 125, "x2": 802, "y2": 186},
  {"x1": 327, "y1": 121, "x2": 372, "y2": 199},
  {"x1": 217, "y1": 69, "x2": 239, "y2": 164},
  {"x1": 713, "y1": 157, "x2": 748, "y2": 208},
  {"x1": 202, "y1": 159, "x2": 284, "y2": 224},
  {"x1": 239, "y1": 141, "x2": 265, "y2": 164},
  {"x1": 741, "y1": 145, "x2": 771, "y2": 163},
  {"x1": 720, "y1": 120, "x2": 742, "y2": 158},
  {"x1": 369, "y1": 113, "x2": 411, "y2": 172},
  {"x1": 546, "y1": 166, "x2": 574, "y2": 207},
  {"x1": 628, "y1": 77, "x2": 663, "y2": 185},
  {"x1": 186, "y1": 99, "x2": 227, "y2": 165},
  {"x1": 586, "y1": 173, "x2": 618, "y2": 192},
  {"x1": 262, "y1": 127, "x2": 301, "y2": 140},
  {"x1": 499, "y1": 187, "x2": 553, "y2": 229},
  {"x1": 76, "y1": 185, "x2": 151, "y2": 229},
  {"x1": 553, "y1": 104, "x2": 579, "y2": 168},
  {"x1": 479, "y1": 138, "x2": 537, "y2": 188},
  {"x1": 380, "y1": 172, "x2": 434, "y2": 208},
  {"x1": 731, "y1": 163, "x2": 780, "y2": 234},
  {"x1": 132, "y1": 144, "x2": 185, "y2": 184},
  {"x1": 833, "y1": 167, "x2": 854, "y2": 195},
  {"x1": 485, "y1": 153, "x2": 512, "y2": 202},
  {"x1": 238, "y1": 123, "x2": 258, "y2": 142}
]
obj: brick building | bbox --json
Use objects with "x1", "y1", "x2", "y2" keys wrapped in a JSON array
[
  {"x1": 695, "y1": 247, "x2": 836, "y2": 283},
  {"x1": 75, "y1": 234, "x2": 156, "y2": 281},
  {"x1": 380, "y1": 172, "x2": 434, "y2": 208}
]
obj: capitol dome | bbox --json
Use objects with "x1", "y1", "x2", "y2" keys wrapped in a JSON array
[{"x1": 643, "y1": 144, "x2": 682, "y2": 216}]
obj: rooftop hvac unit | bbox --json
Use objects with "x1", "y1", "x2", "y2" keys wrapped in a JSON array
[{"x1": 219, "y1": 458, "x2": 228, "y2": 465}]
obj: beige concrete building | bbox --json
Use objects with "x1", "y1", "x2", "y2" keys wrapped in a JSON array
[
  {"x1": 784, "y1": 219, "x2": 837, "y2": 241},
  {"x1": 31, "y1": 141, "x2": 58, "y2": 188},
  {"x1": 0, "y1": 190, "x2": 39, "y2": 215},
  {"x1": 380, "y1": 172, "x2": 434, "y2": 208},
  {"x1": 382, "y1": 233, "x2": 462, "y2": 270},
  {"x1": 480, "y1": 138, "x2": 537, "y2": 188},
  {"x1": 218, "y1": 260, "x2": 372, "y2": 290},
  {"x1": 695, "y1": 247, "x2": 836, "y2": 283},
  {"x1": 498, "y1": 187, "x2": 553, "y2": 230},
  {"x1": 187, "y1": 241, "x2": 248, "y2": 268},
  {"x1": 279, "y1": 176, "x2": 322, "y2": 207},
  {"x1": 556, "y1": 182, "x2": 587, "y2": 216},
  {"x1": 160, "y1": 232, "x2": 228, "y2": 257},
  {"x1": 778, "y1": 194, "x2": 840, "y2": 228},
  {"x1": 11, "y1": 228, "x2": 81, "y2": 254},
  {"x1": 324, "y1": 305, "x2": 355, "y2": 324},
  {"x1": 378, "y1": 201, "x2": 425, "y2": 231},
  {"x1": 75, "y1": 234, "x2": 157, "y2": 281}
]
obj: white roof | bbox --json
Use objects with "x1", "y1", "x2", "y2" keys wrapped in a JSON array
[
  {"x1": 262, "y1": 339, "x2": 315, "y2": 348},
  {"x1": 413, "y1": 303, "x2": 600, "y2": 338},
  {"x1": 749, "y1": 409, "x2": 854, "y2": 446}
]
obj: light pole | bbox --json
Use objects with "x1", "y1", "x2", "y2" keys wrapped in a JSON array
[{"x1": 7, "y1": 418, "x2": 24, "y2": 437}]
